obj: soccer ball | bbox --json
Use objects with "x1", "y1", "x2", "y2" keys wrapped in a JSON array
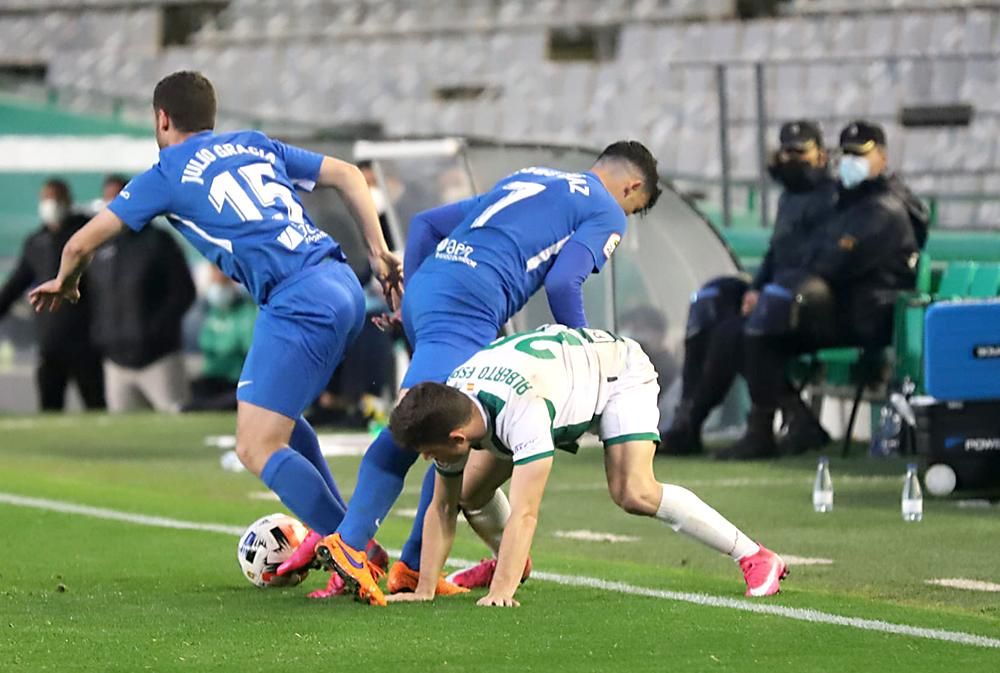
[{"x1": 237, "y1": 513, "x2": 310, "y2": 588}]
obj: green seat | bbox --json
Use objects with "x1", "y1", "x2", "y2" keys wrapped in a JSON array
[
  {"x1": 968, "y1": 263, "x2": 1000, "y2": 298},
  {"x1": 936, "y1": 261, "x2": 977, "y2": 298},
  {"x1": 794, "y1": 253, "x2": 934, "y2": 455},
  {"x1": 893, "y1": 253, "x2": 934, "y2": 390}
]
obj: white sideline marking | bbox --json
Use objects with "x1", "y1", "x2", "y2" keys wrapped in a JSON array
[
  {"x1": 780, "y1": 555, "x2": 834, "y2": 566},
  {"x1": 1, "y1": 491, "x2": 998, "y2": 650},
  {"x1": 0, "y1": 492, "x2": 244, "y2": 536},
  {"x1": 247, "y1": 491, "x2": 281, "y2": 502},
  {"x1": 926, "y1": 579, "x2": 1000, "y2": 593},
  {"x1": 554, "y1": 530, "x2": 640, "y2": 543},
  {"x1": 530, "y1": 570, "x2": 1000, "y2": 649}
]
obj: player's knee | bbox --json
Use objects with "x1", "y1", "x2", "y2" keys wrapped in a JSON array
[
  {"x1": 614, "y1": 480, "x2": 660, "y2": 516},
  {"x1": 234, "y1": 438, "x2": 278, "y2": 476}
]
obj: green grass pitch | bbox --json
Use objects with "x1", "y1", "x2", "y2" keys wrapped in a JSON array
[{"x1": 0, "y1": 413, "x2": 998, "y2": 672}]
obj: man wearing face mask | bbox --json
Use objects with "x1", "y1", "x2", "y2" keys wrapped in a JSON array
[
  {"x1": 728, "y1": 121, "x2": 920, "y2": 458},
  {"x1": 814, "y1": 121, "x2": 920, "y2": 346},
  {"x1": 0, "y1": 179, "x2": 105, "y2": 410},
  {"x1": 87, "y1": 181, "x2": 196, "y2": 413},
  {"x1": 88, "y1": 174, "x2": 129, "y2": 216},
  {"x1": 661, "y1": 121, "x2": 837, "y2": 456}
]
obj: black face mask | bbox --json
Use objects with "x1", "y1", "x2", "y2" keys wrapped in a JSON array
[{"x1": 768, "y1": 159, "x2": 827, "y2": 193}]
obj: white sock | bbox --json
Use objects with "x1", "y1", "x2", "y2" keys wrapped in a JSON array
[
  {"x1": 462, "y1": 489, "x2": 511, "y2": 556},
  {"x1": 656, "y1": 484, "x2": 760, "y2": 561}
]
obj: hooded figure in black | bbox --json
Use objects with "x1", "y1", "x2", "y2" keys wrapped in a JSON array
[{"x1": 661, "y1": 121, "x2": 838, "y2": 456}]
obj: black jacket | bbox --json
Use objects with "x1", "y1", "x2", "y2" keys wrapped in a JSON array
[
  {"x1": 0, "y1": 214, "x2": 97, "y2": 354},
  {"x1": 753, "y1": 175, "x2": 839, "y2": 290},
  {"x1": 812, "y1": 175, "x2": 919, "y2": 347},
  {"x1": 887, "y1": 174, "x2": 930, "y2": 250},
  {"x1": 88, "y1": 225, "x2": 196, "y2": 368}
]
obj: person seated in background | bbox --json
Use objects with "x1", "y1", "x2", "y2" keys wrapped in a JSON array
[
  {"x1": 727, "y1": 120, "x2": 924, "y2": 459},
  {"x1": 661, "y1": 120, "x2": 837, "y2": 457},
  {"x1": 88, "y1": 179, "x2": 196, "y2": 412},
  {"x1": 0, "y1": 178, "x2": 105, "y2": 411},
  {"x1": 183, "y1": 266, "x2": 256, "y2": 412}
]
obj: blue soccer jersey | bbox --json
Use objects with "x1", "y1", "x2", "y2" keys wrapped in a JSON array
[
  {"x1": 107, "y1": 130, "x2": 345, "y2": 304},
  {"x1": 415, "y1": 166, "x2": 626, "y2": 323}
]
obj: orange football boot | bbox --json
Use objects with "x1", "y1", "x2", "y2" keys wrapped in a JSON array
[
  {"x1": 315, "y1": 533, "x2": 386, "y2": 607},
  {"x1": 386, "y1": 560, "x2": 469, "y2": 596}
]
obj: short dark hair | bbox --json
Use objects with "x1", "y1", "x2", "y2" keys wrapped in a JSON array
[
  {"x1": 597, "y1": 140, "x2": 662, "y2": 215},
  {"x1": 42, "y1": 178, "x2": 71, "y2": 204},
  {"x1": 389, "y1": 382, "x2": 474, "y2": 450},
  {"x1": 152, "y1": 71, "x2": 216, "y2": 132},
  {"x1": 103, "y1": 174, "x2": 129, "y2": 190}
]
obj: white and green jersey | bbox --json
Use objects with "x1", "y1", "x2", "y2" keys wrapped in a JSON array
[{"x1": 437, "y1": 324, "x2": 660, "y2": 474}]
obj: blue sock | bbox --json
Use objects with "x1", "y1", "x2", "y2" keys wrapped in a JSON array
[
  {"x1": 400, "y1": 464, "x2": 436, "y2": 570},
  {"x1": 261, "y1": 447, "x2": 346, "y2": 536},
  {"x1": 337, "y1": 429, "x2": 417, "y2": 549},
  {"x1": 290, "y1": 417, "x2": 347, "y2": 510}
]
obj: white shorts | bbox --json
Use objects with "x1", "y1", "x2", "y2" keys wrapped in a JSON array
[{"x1": 599, "y1": 338, "x2": 661, "y2": 447}]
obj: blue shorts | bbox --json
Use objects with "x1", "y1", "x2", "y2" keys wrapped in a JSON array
[
  {"x1": 238, "y1": 260, "x2": 365, "y2": 419},
  {"x1": 400, "y1": 277, "x2": 501, "y2": 388}
]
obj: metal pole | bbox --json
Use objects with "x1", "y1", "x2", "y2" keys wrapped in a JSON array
[
  {"x1": 715, "y1": 64, "x2": 732, "y2": 229},
  {"x1": 754, "y1": 62, "x2": 771, "y2": 228}
]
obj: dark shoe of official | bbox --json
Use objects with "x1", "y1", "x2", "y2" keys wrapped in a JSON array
[
  {"x1": 778, "y1": 411, "x2": 831, "y2": 455},
  {"x1": 715, "y1": 408, "x2": 778, "y2": 461},
  {"x1": 657, "y1": 401, "x2": 704, "y2": 455}
]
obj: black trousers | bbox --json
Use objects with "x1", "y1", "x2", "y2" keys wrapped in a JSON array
[
  {"x1": 36, "y1": 348, "x2": 106, "y2": 411},
  {"x1": 680, "y1": 277, "x2": 749, "y2": 426}
]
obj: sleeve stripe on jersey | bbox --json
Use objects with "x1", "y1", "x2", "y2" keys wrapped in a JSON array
[
  {"x1": 513, "y1": 451, "x2": 555, "y2": 466},
  {"x1": 603, "y1": 432, "x2": 661, "y2": 447}
]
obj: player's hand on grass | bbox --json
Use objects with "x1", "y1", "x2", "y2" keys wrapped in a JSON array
[
  {"x1": 28, "y1": 277, "x2": 79, "y2": 313},
  {"x1": 386, "y1": 590, "x2": 435, "y2": 604},
  {"x1": 370, "y1": 250, "x2": 404, "y2": 310},
  {"x1": 477, "y1": 593, "x2": 520, "y2": 608}
]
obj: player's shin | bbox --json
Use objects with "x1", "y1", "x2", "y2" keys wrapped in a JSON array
[
  {"x1": 461, "y1": 489, "x2": 511, "y2": 556},
  {"x1": 260, "y1": 447, "x2": 347, "y2": 536},
  {"x1": 290, "y1": 416, "x2": 348, "y2": 510},
  {"x1": 655, "y1": 484, "x2": 760, "y2": 561},
  {"x1": 337, "y1": 428, "x2": 418, "y2": 548}
]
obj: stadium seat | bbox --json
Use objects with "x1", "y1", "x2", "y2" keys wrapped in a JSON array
[
  {"x1": 968, "y1": 263, "x2": 1000, "y2": 298},
  {"x1": 936, "y1": 260, "x2": 977, "y2": 297}
]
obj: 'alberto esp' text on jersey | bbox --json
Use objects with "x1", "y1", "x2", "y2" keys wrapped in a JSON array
[
  {"x1": 421, "y1": 167, "x2": 627, "y2": 322},
  {"x1": 107, "y1": 130, "x2": 345, "y2": 305}
]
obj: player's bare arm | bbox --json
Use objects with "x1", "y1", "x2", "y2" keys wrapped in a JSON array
[
  {"x1": 317, "y1": 156, "x2": 403, "y2": 309},
  {"x1": 28, "y1": 209, "x2": 125, "y2": 313},
  {"x1": 480, "y1": 456, "x2": 552, "y2": 607},
  {"x1": 387, "y1": 471, "x2": 463, "y2": 603}
]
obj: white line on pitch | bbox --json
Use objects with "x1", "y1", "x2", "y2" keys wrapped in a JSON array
[
  {"x1": 0, "y1": 491, "x2": 996, "y2": 650},
  {"x1": 926, "y1": 578, "x2": 1000, "y2": 593}
]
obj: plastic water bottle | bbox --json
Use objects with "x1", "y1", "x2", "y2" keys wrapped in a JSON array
[
  {"x1": 902, "y1": 463, "x2": 923, "y2": 522},
  {"x1": 870, "y1": 406, "x2": 902, "y2": 457},
  {"x1": 813, "y1": 457, "x2": 833, "y2": 513}
]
